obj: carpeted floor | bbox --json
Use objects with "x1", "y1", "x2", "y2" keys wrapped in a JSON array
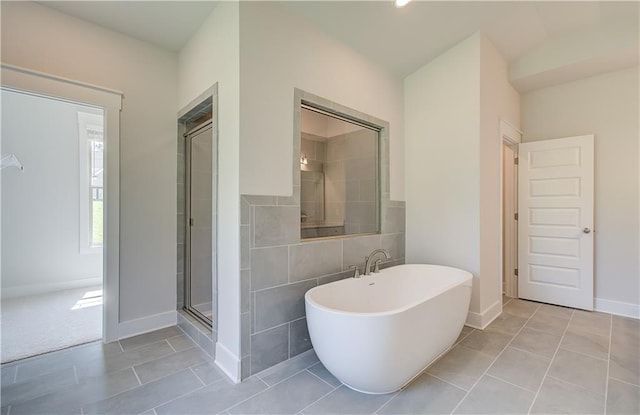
[{"x1": 0, "y1": 286, "x2": 102, "y2": 363}]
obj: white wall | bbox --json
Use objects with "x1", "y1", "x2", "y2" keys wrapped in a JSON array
[
  {"x1": 478, "y1": 35, "x2": 521, "y2": 320},
  {"x1": 521, "y1": 66, "x2": 640, "y2": 316},
  {"x1": 1, "y1": 90, "x2": 103, "y2": 297},
  {"x1": 177, "y1": 1, "x2": 241, "y2": 380},
  {"x1": 238, "y1": 1, "x2": 405, "y2": 200},
  {"x1": 405, "y1": 34, "x2": 481, "y2": 310},
  {"x1": 405, "y1": 33, "x2": 520, "y2": 326},
  {"x1": 1, "y1": 1, "x2": 178, "y2": 325}
]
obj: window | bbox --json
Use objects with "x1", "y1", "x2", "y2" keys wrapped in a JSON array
[
  {"x1": 300, "y1": 103, "x2": 381, "y2": 240},
  {"x1": 78, "y1": 111, "x2": 104, "y2": 253}
]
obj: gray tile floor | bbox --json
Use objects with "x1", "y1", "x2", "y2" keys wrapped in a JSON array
[{"x1": 1, "y1": 298, "x2": 639, "y2": 414}]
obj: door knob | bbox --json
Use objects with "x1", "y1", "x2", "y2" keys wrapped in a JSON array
[{"x1": 583, "y1": 228, "x2": 591, "y2": 234}]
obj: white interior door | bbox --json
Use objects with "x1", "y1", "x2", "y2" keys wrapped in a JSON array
[{"x1": 518, "y1": 135, "x2": 594, "y2": 310}]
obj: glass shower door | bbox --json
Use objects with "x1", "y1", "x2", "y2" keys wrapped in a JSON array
[{"x1": 185, "y1": 121, "x2": 214, "y2": 326}]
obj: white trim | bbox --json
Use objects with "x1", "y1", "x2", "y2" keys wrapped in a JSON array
[
  {"x1": 1, "y1": 277, "x2": 102, "y2": 299},
  {"x1": 117, "y1": 311, "x2": 178, "y2": 340},
  {"x1": 465, "y1": 299, "x2": 502, "y2": 329},
  {"x1": 595, "y1": 298, "x2": 640, "y2": 319},
  {"x1": 215, "y1": 342, "x2": 241, "y2": 383},
  {"x1": 499, "y1": 119, "x2": 522, "y2": 300},
  {"x1": 1, "y1": 63, "x2": 124, "y2": 97},
  {"x1": 2, "y1": 64, "x2": 121, "y2": 343},
  {"x1": 500, "y1": 118, "x2": 523, "y2": 139}
]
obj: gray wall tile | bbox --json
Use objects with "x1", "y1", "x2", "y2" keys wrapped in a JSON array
[
  {"x1": 342, "y1": 234, "x2": 381, "y2": 269},
  {"x1": 290, "y1": 318, "x2": 312, "y2": 357},
  {"x1": 240, "y1": 225, "x2": 250, "y2": 269},
  {"x1": 251, "y1": 325, "x2": 289, "y2": 375},
  {"x1": 251, "y1": 246, "x2": 289, "y2": 291},
  {"x1": 289, "y1": 240, "x2": 342, "y2": 282},
  {"x1": 254, "y1": 206, "x2": 299, "y2": 247},
  {"x1": 241, "y1": 269, "x2": 251, "y2": 313},
  {"x1": 381, "y1": 233, "x2": 405, "y2": 262},
  {"x1": 241, "y1": 197, "x2": 250, "y2": 225},
  {"x1": 254, "y1": 280, "x2": 317, "y2": 333},
  {"x1": 383, "y1": 206, "x2": 405, "y2": 234},
  {"x1": 241, "y1": 312, "x2": 251, "y2": 358}
]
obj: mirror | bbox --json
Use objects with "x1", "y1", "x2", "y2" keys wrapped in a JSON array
[{"x1": 300, "y1": 104, "x2": 380, "y2": 240}]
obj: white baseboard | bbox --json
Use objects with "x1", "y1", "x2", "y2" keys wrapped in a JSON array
[
  {"x1": 466, "y1": 299, "x2": 503, "y2": 329},
  {"x1": 117, "y1": 311, "x2": 177, "y2": 340},
  {"x1": 215, "y1": 342, "x2": 241, "y2": 384},
  {"x1": 1, "y1": 277, "x2": 102, "y2": 299},
  {"x1": 595, "y1": 298, "x2": 640, "y2": 319}
]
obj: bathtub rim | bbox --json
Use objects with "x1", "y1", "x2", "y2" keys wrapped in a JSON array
[{"x1": 305, "y1": 263, "x2": 473, "y2": 318}]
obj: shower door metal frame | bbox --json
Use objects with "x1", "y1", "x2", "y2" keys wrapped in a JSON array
[{"x1": 184, "y1": 119, "x2": 214, "y2": 328}]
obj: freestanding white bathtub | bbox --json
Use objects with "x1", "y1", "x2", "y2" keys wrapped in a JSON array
[{"x1": 305, "y1": 263, "x2": 472, "y2": 394}]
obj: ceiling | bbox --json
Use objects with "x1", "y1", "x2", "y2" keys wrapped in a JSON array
[
  {"x1": 40, "y1": 1, "x2": 639, "y2": 77},
  {"x1": 38, "y1": 1, "x2": 220, "y2": 52}
]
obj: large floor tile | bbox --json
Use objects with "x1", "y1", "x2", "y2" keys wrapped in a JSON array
[
  {"x1": 155, "y1": 377, "x2": 267, "y2": 415},
  {"x1": 535, "y1": 303, "x2": 574, "y2": 319},
  {"x1": 228, "y1": 371, "x2": 333, "y2": 414},
  {"x1": 377, "y1": 373, "x2": 466, "y2": 415},
  {"x1": 302, "y1": 384, "x2": 393, "y2": 414},
  {"x1": 9, "y1": 367, "x2": 139, "y2": 415},
  {"x1": 256, "y1": 350, "x2": 319, "y2": 386},
  {"x1": 607, "y1": 378, "x2": 640, "y2": 415},
  {"x1": 548, "y1": 349, "x2": 607, "y2": 395},
  {"x1": 568, "y1": 310, "x2": 611, "y2": 338},
  {"x1": 82, "y1": 369, "x2": 202, "y2": 414},
  {"x1": 459, "y1": 329, "x2": 512, "y2": 358},
  {"x1": 525, "y1": 312, "x2": 570, "y2": 337},
  {"x1": 454, "y1": 375, "x2": 535, "y2": 414},
  {"x1": 1, "y1": 366, "x2": 76, "y2": 407},
  {"x1": 485, "y1": 313, "x2": 528, "y2": 336},
  {"x1": 612, "y1": 315, "x2": 640, "y2": 336},
  {"x1": 134, "y1": 347, "x2": 209, "y2": 384},
  {"x1": 530, "y1": 376, "x2": 605, "y2": 414},
  {"x1": 454, "y1": 326, "x2": 475, "y2": 344},
  {"x1": 510, "y1": 327, "x2": 561, "y2": 358},
  {"x1": 426, "y1": 345, "x2": 494, "y2": 391},
  {"x1": 1, "y1": 366, "x2": 16, "y2": 387},
  {"x1": 119, "y1": 327, "x2": 183, "y2": 352},
  {"x1": 166, "y1": 334, "x2": 198, "y2": 352},
  {"x1": 190, "y1": 361, "x2": 227, "y2": 385},
  {"x1": 560, "y1": 327, "x2": 609, "y2": 360},
  {"x1": 487, "y1": 347, "x2": 550, "y2": 392},
  {"x1": 77, "y1": 340, "x2": 175, "y2": 379},
  {"x1": 610, "y1": 333, "x2": 640, "y2": 386},
  {"x1": 307, "y1": 363, "x2": 342, "y2": 388},
  {"x1": 502, "y1": 299, "x2": 539, "y2": 319}
]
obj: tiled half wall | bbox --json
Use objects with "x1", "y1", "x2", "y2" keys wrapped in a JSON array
[{"x1": 239, "y1": 89, "x2": 406, "y2": 378}]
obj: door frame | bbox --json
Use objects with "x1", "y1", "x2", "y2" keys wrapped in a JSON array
[
  {"x1": 1, "y1": 64, "x2": 122, "y2": 342},
  {"x1": 499, "y1": 120, "x2": 522, "y2": 299}
]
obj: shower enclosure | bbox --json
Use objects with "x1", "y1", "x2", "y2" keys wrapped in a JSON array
[{"x1": 184, "y1": 120, "x2": 215, "y2": 326}]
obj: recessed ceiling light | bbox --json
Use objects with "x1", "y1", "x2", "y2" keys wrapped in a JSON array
[{"x1": 395, "y1": 0, "x2": 412, "y2": 8}]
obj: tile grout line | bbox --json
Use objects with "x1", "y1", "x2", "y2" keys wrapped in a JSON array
[
  {"x1": 450, "y1": 302, "x2": 542, "y2": 415},
  {"x1": 73, "y1": 365, "x2": 79, "y2": 385},
  {"x1": 189, "y1": 366, "x2": 207, "y2": 387},
  {"x1": 607, "y1": 376, "x2": 640, "y2": 388},
  {"x1": 132, "y1": 366, "x2": 143, "y2": 386},
  {"x1": 485, "y1": 373, "x2": 538, "y2": 394},
  {"x1": 526, "y1": 308, "x2": 576, "y2": 415},
  {"x1": 304, "y1": 367, "x2": 339, "y2": 389},
  {"x1": 296, "y1": 384, "x2": 341, "y2": 414},
  {"x1": 148, "y1": 379, "x2": 211, "y2": 414},
  {"x1": 223, "y1": 377, "x2": 273, "y2": 414},
  {"x1": 604, "y1": 313, "x2": 613, "y2": 415}
]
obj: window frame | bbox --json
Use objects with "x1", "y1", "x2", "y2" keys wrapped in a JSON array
[{"x1": 78, "y1": 111, "x2": 104, "y2": 254}]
